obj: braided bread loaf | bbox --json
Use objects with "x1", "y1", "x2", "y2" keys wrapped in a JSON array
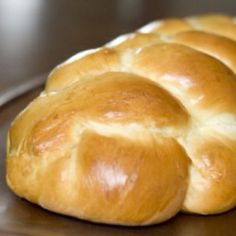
[{"x1": 6, "y1": 14, "x2": 236, "y2": 226}]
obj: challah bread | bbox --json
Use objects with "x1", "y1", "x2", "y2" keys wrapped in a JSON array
[{"x1": 6, "y1": 14, "x2": 236, "y2": 225}]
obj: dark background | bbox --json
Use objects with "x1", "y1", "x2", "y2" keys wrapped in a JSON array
[{"x1": 0, "y1": 0, "x2": 236, "y2": 91}]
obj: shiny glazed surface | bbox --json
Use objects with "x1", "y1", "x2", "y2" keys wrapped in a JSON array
[{"x1": 0, "y1": 87, "x2": 236, "y2": 235}]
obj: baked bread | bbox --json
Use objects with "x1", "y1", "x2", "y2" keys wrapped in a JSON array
[{"x1": 6, "y1": 14, "x2": 236, "y2": 226}]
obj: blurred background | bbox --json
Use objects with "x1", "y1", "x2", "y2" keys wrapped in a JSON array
[{"x1": 0, "y1": 0, "x2": 236, "y2": 92}]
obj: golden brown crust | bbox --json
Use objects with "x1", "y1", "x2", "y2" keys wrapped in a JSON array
[
  {"x1": 145, "y1": 18, "x2": 192, "y2": 35},
  {"x1": 46, "y1": 48, "x2": 120, "y2": 91},
  {"x1": 108, "y1": 33, "x2": 162, "y2": 51},
  {"x1": 6, "y1": 13, "x2": 236, "y2": 225},
  {"x1": 31, "y1": 131, "x2": 189, "y2": 225},
  {"x1": 183, "y1": 136, "x2": 236, "y2": 214},
  {"x1": 187, "y1": 14, "x2": 236, "y2": 40},
  {"x1": 130, "y1": 43, "x2": 236, "y2": 114},
  {"x1": 170, "y1": 30, "x2": 236, "y2": 72}
]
